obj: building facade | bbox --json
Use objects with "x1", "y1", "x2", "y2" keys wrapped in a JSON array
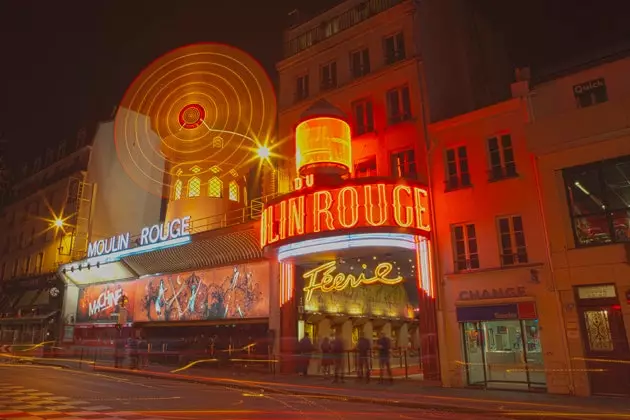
[
  {"x1": 429, "y1": 96, "x2": 570, "y2": 393},
  {"x1": 273, "y1": 0, "x2": 440, "y2": 380},
  {"x1": 526, "y1": 55, "x2": 630, "y2": 397}
]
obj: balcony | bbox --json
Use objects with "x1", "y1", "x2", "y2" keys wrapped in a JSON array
[{"x1": 284, "y1": 0, "x2": 405, "y2": 58}]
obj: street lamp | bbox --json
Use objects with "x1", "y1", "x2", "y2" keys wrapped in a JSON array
[
  {"x1": 257, "y1": 145, "x2": 270, "y2": 159},
  {"x1": 52, "y1": 218, "x2": 64, "y2": 228}
]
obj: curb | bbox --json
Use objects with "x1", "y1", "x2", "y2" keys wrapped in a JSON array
[{"x1": 89, "y1": 366, "x2": 528, "y2": 416}]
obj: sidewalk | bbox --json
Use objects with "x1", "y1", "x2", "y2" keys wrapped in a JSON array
[{"x1": 2, "y1": 353, "x2": 629, "y2": 418}]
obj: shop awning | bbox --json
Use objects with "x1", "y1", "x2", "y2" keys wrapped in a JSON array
[{"x1": 122, "y1": 223, "x2": 262, "y2": 276}]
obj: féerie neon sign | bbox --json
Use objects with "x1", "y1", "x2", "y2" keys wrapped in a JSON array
[
  {"x1": 260, "y1": 180, "x2": 430, "y2": 248},
  {"x1": 302, "y1": 261, "x2": 403, "y2": 302}
]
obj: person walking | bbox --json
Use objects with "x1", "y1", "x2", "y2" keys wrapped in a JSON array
[
  {"x1": 376, "y1": 332, "x2": 393, "y2": 383},
  {"x1": 320, "y1": 336, "x2": 332, "y2": 377},
  {"x1": 356, "y1": 333, "x2": 371, "y2": 383},
  {"x1": 331, "y1": 332, "x2": 345, "y2": 384},
  {"x1": 298, "y1": 333, "x2": 314, "y2": 376}
]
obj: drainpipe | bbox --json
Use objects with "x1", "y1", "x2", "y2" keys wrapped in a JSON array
[{"x1": 526, "y1": 92, "x2": 576, "y2": 395}]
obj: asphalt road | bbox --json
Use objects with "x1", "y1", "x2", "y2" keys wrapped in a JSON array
[{"x1": 0, "y1": 364, "x2": 507, "y2": 420}]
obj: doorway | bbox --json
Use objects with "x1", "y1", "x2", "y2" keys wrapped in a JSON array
[{"x1": 576, "y1": 288, "x2": 630, "y2": 396}]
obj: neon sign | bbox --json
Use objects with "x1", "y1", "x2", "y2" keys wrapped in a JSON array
[
  {"x1": 295, "y1": 117, "x2": 352, "y2": 176},
  {"x1": 87, "y1": 216, "x2": 191, "y2": 258},
  {"x1": 302, "y1": 261, "x2": 403, "y2": 302},
  {"x1": 260, "y1": 180, "x2": 430, "y2": 248}
]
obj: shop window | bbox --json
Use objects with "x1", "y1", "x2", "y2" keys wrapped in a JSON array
[
  {"x1": 355, "y1": 156, "x2": 377, "y2": 178},
  {"x1": 352, "y1": 99, "x2": 374, "y2": 135},
  {"x1": 296, "y1": 74, "x2": 309, "y2": 102},
  {"x1": 445, "y1": 146, "x2": 471, "y2": 190},
  {"x1": 320, "y1": 61, "x2": 337, "y2": 91},
  {"x1": 208, "y1": 177, "x2": 223, "y2": 198},
  {"x1": 497, "y1": 215, "x2": 528, "y2": 265},
  {"x1": 390, "y1": 149, "x2": 416, "y2": 179},
  {"x1": 173, "y1": 179, "x2": 183, "y2": 200},
  {"x1": 564, "y1": 155, "x2": 630, "y2": 247},
  {"x1": 386, "y1": 85, "x2": 411, "y2": 124},
  {"x1": 573, "y1": 78, "x2": 608, "y2": 108},
  {"x1": 229, "y1": 181, "x2": 239, "y2": 202},
  {"x1": 350, "y1": 48, "x2": 370, "y2": 79},
  {"x1": 452, "y1": 223, "x2": 479, "y2": 271},
  {"x1": 384, "y1": 32, "x2": 405, "y2": 65},
  {"x1": 187, "y1": 177, "x2": 201, "y2": 198},
  {"x1": 487, "y1": 134, "x2": 517, "y2": 181}
]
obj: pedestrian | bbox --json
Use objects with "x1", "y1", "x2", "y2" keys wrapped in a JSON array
[
  {"x1": 320, "y1": 336, "x2": 332, "y2": 377},
  {"x1": 298, "y1": 333, "x2": 314, "y2": 376},
  {"x1": 356, "y1": 333, "x2": 371, "y2": 383},
  {"x1": 331, "y1": 332, "x2": 345, "y2": 384},
  {"x1": 138, "y1": 336, "x2": 149, "y2": 369},
  {"x1": 128, "y1": 336, "x2": 139, "y2": 370},
  {"x1": 376, "y1": 332, "x2": 393, "y2": 383}
]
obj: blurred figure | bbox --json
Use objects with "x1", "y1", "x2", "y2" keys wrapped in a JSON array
[
  {"x1": 376, "y1": 332, "x2": 393, "y2": 383},
  {"x1": 331, "y1": 332, "x2": 345, "y2": 383},
  {"x1": 114, "y1": 337, "x2": 125, "y2": 368},
  {"x1": 138, "y1": 335, "x2": 149, "y2": 369},
  {"x1": 128, "y1": 336, "x2": 139, "y2": 369},
  {"x1": 356, "y1": 332, "x2": 371, "y2": 383},
  {"x1": 320, "y1": 336, "x2": 332, "y2": 377},
  {"x1": 298, "y1": 333, "x2": 314, "y2": 376}
]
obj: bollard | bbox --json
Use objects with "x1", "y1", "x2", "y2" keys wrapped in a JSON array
[{"x1": 404, "y1": 350, "x2": 408, "y2": 379}]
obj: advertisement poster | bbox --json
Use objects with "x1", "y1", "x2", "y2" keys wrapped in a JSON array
[
  {"x1": 77, "y1": 281, "x2": 136, "y2": 323},
  {"x1": 134, "y1": 262, "x2": 269, "y2": 322}
]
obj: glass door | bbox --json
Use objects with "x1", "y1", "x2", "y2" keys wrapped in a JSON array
[{"x1": 463, "y1": 322, "x2": 485, "y2": 385}]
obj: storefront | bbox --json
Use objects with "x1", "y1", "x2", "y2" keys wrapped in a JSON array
[
  {"x1": 59, "y1": 219, "x2": 271, "y2": 354},
  {"x1": 0, "y1": 273, "x2": 64, "y2": 345},
  {"x1": 261, "y1": 110, "x2": 439, "y2": 379}
]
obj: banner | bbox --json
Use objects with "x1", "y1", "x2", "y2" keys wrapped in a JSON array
[
  {"x1": 76, "y1": 281, "x2": 136, "y2": 323},
  {"x1": 134, "y1": 262, "x2": 270, "y2": 322}
]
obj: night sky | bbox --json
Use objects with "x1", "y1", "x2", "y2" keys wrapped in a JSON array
[{"x1": 0, "y1": 0, "x2": 628, "y2": 166}]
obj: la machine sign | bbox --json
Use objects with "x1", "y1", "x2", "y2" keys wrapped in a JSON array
[
  {"x1": 87, "y1": 216, "x2": 191, "y2": 258},
  {"x1": 260, "y1": 179, "x2": 430, "y2": 248}
]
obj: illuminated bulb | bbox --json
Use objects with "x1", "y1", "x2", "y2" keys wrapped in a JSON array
[
  {"x1": 257, "y1": 145, "x2": 270, "y2": 159},
  {"x1": 373, "y1": 256, "x2": 377, "y2": 260},
  {"x1": 362, "y1": 264, "x2": 367, "y2": 269},
  {"x1": 53, "y1": 218, "x2": 64, "y2": 228}
]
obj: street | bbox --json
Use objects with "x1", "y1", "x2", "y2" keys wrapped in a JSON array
[{"x1": 0, "y1": 364, "x2": 505, "y2": 420}]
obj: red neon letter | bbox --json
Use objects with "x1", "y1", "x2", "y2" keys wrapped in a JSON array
[
  {"x1": 313, "y1": 190, "x2": 335, "y2": 233},
  {"x1": 267, "y1": 205, "x2": 280, "y2": 244},
  {"x1": 288, "y1": 196, "x2": 305, "y2": 237},
  {"x1": 393, "y1": 185, "x2": 413, "y2": 227},
  {"x1": 337, "y1": 186, "x2": 359, "y2": 228},
  {"x1": 260, "y1": 208, "x2": 267, "y2": 248},
  {"x1": 413, "y1": 187, "x2": 431, "y2": 231},
  {"x1": 279, "y1": 200, "x2": 287, "y2": 240},
  {"x1": 364, "y1": 184, "x2": 388, "y2": 226}
]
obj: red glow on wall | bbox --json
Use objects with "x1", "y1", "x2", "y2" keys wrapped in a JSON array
[{"x1": 260, "y1": 179, "x2": 431, "y2": 249}]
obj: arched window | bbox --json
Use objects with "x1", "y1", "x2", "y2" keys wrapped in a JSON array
[
  {"x1": 188, "y1": 177, "x2": 201, "y2": 197},
  {"x1": 208, "y1": 177, "x2": 223, "y2": 197},
  {"x1": 173, "y1": 179, "x2": 183, "y2": 200},
  {"x1": 229, "y1": 181, "x2": 239, "y2": 202}
]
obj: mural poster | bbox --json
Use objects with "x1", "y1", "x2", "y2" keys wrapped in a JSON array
[{"x1": 77, "y1": 281, "x2": 136, "y2": 323}]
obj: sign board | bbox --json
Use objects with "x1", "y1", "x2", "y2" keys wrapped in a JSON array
[
  {"x1": 458, "y1": 287, "x2": 527, "y2": 301},
  {"x1": 456, "y1": 302, "x2": 537, "y2": 322},
  {"x1": 87, "y1": 216, "x2": 191, "y2": 258}
]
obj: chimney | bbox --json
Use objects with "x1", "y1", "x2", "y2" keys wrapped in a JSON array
[{"x1": 511, "y1": 67, "x2": 531, "y2": 98}]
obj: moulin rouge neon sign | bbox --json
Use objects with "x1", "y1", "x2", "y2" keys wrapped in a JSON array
[
  {"x1": 260, "y1": 180, "x2": 430, "y2": 248},
  {"x1": 302, "y1": 261, "x2": 403, "y2": 302}
]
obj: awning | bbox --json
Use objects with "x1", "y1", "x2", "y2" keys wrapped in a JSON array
[{"x1": 122, "y1": 222, "x2": 262, "y2": 276}]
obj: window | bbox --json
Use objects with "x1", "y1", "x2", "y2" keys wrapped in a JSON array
[
  {"x1": 229, "y1": 181, "x2": 239, "y2": 202},
  {"x1": 384, "y1": 32, "x2": 405, "y2": 65},
  {"x1": 208, "y1": 177, "x2": 223, "y2": 198},
  {"x1": 352, "y1": 99, "x2": 374, "y2": 135},
  {"x1": 296, "y1": 74, "x2": 309, "y2": 101},
  {"x1": 452, "y1": 223, "x2": 480, "y2": 271},
  {"x1": 355, "y1": 156, "x2": 377, "y2": 178},
  {"x1": 487, "y1": 134, "x2": 517, "y2": 181},
  {"x1": 445, "y1": 146, "x2": 471, "y2": 190},
  {"x1": 57, "y1": 141, "x2": 66, "y2": 159},
  {"x1": 320, "y1": 62, "x2": 337, "y2": 90},
  {"x1": 390, "y1": 149, "x2": 416, "y2": 179},
  {"x1": 350, "y1": 48, "x2": 370, "y2": 78},
  {"x1": 574, "y1": 78, "x2": 608, "y2": 108},
  {"x1": 173, "y1": 179, "x2": 183, "y2": 200},
  {"x1": 187, "y1": 177, "x2": 201, "y2": 197},
  {"x1": 35, "y1": 253, "x2": 43, "y2": 274},
  {"x1": 497, "y1": 216, "x2": 528, "y2": 265},
  {"x1": 386, "y1": 85, "x2": 411, "y2": 124},
  {"x1": 564, "y1": 155, "x2": 630, "y2": 247},
  {"x1": 322, "y1": 18, "x2": 340, "y2": 37},
  {"x1": 212, "y1": 137, "x2": 223, "y2": 148}
]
